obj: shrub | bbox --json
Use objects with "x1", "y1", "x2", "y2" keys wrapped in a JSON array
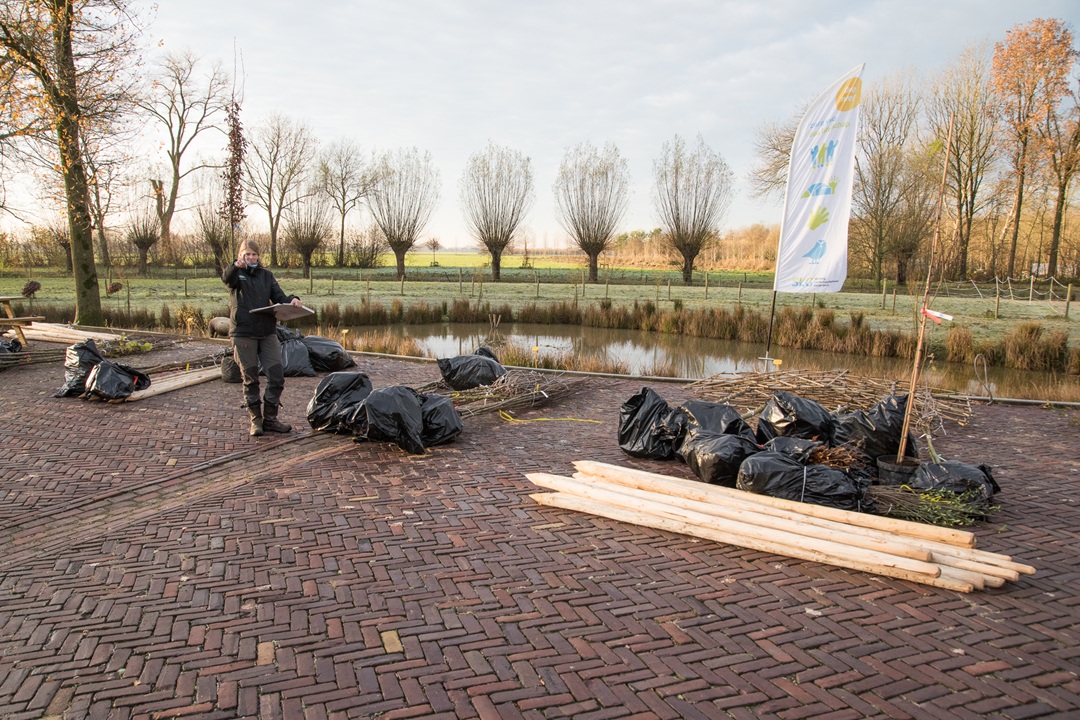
[
  {"x1": 946, "y1": 326, "x2": 974, "y2": 364},
  {"x1": 1004, "y1": 322, "x2": 1068, "y2": 371}
]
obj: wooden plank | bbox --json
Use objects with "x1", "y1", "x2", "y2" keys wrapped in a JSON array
[{"x1": 0, "y1": 316, "x2": 46, "y2": 325}]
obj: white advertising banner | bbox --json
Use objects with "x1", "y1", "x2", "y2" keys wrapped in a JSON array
[{"x1": 773, "y1": 64, "x2": 865, "y2": 293}]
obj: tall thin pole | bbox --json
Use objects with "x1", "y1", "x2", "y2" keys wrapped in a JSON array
[
  {"x1": 763, "y1": 290, "x2": 778, "y2": 362},
  {"x1": 896, "y1": 113, "x2": 954, "y2": 461}
]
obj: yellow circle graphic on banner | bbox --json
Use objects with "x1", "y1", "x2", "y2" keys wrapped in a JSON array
[{"x1": 835, "y1": 78, "x2": 862, "y2": 111}]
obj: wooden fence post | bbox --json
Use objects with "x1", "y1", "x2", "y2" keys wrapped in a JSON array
[{"x1": 1066, "y1": 284, "x2": 1073, "y2": 319}]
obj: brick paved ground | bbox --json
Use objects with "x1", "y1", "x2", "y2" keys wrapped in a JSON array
[{"x1": 1, "y1": 337, "x2": 1078, "y2": 720}]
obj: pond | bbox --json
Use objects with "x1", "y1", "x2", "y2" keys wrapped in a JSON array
[{"x1": 373, "y1": 322, "x2": 1080, "y2": 403}]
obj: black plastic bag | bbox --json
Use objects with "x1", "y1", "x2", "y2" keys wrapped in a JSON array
[
  {"x1": 763, "y1": 436, "x2": 823, "y2": 464},
  {"x1": 911, "y1": 461, "x2": 999, "y2": 516},
  {"x1": 302, "y1": 335, "x2": 356, "y2": 372},
  {"x1": 54, "y1": 338, "x2": 106, "y2": 397},
  {"x1": 737, "y1": 451, "x2": 871, "y2": 511},
  {"x1": 677, "y1": 429, "x2": 761, "y2": 487},
  {"x1": 83, "y1": 360, "x2": 151, "y2": 400},
  {"x1": 0, "y1": 337, "x2": 22, "y2": 353},
  {"x1": 307, "y1": 371, "x2": 373, "y2": 433},
  {"x1": 833, "y1": 394, "x2": 918, "y2": 461},
  {"x1": 675, "y1": 399, "x2": 755, "y2": 441},
  {"x1": 221, "y1": 355, "x2": 242, "y2": 383},
  {"x1": 421, "y1": 394, "x2": 464, "y2": 447},
  {"x1": 437, "y1": 355, "x2": 505, "y2": 390},
  {"x1": 474, "y1": 347, "x2": 499, "y2": 363},
  {"x1": 617, "y1": 387, "x2": 687, "y2": 460},
  {"x1": 351, "y1": 386, "x2": 426, "y2": 454},
  {"x1": 275, "y1": 324, "x2": 304, "y2": 342},
  {"x1": 280, "y1": 337, "x2": 316, "y2": 377},
  {"x1": 755, "y1": 390, "x2": 835, "y2": 445}
]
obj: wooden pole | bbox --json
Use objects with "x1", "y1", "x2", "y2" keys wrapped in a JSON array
[
  {"x1": 1066, "y1": 283, "x2": 1072, "y2": 319},
  {"x1": 531, "y1": 493, "x2": 973, "y2": 592},
  {"x1": 571, "y1": 460, "x2": 976, "y2": 547},
  {"x1": 529, "y1": 473, "x2": 933, "y2": 562},
  {"x1": 881, "y1": 280, "x2": 887, "y2": 309},
  {"x1": 897, "y1": 112, "x2": 954, "y2": 461}
]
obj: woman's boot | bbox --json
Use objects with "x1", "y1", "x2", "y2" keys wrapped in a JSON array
[{"x1": 263, "y1": 401, "x2": 292, "y2": 433}]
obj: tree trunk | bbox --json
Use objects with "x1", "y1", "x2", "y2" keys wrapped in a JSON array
[
  {"x1": 137, "y1": 247, "x2": 148, "y2": 274},
  {"x1": 94, "y1": 214, "x2": 110, "y2": 268},
  {"x1": 337, "y1": 213, "x2": 346, "y2": 267},
  {"x1": 302, "y1": 257, "x2": 311, "y2": 279},
  {"x1": 1006, "y1": 169, "x2": 1025, "y2": 277},
  {"x1": 681, "y1": 254, "x2": 694, "y2": 285},
  {"x1": 52, "y1": 1, "x2": 102, "y2": 326},
  {"x1": 587, "y1": 253, "x2": 599, "y2": 283},
  {"x1": 490, "y1": 250, "x2": 502, "y2": 282},
  {"x1": 395, "y1": 250, "x2": 406, "y2": 280},
  {"x1": 1047, "y1": 182, "x2": 1067, "y2": 278}
]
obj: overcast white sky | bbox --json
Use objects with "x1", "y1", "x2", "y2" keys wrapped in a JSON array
[{"x1": 70, "y1": 2, "x2": 1080, "y2": 248}]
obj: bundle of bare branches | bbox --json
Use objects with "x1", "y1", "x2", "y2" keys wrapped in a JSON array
[
  {"x1": 420, "y1": 369, "x2": 586, "y2": 419},
  {"x1": 686, "y1": 369, "x2": 971, "y2": 430},
  {"x1": 0, "y1": 347, "x2": 67, "y2": 370}
]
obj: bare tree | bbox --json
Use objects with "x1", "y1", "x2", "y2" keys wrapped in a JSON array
[
  {"x1": 368, "y1": 147, "x2": 439, "y2": 280},
  {"x1": 460, "y1": 143, "x2": 533, "y2": 281},
  {"x1": 425, "y1": 236, "x2": 441, "y2": 265},
  {"x1": 141, "y1": 51, "x2": 229, "y2": 247},
  {"x1": 80, "y1": 121, "x2": 136, "y2": 269},
  {"x1": 126, "y1": 211, "x2": 160, "y2": 274},
  {"x1": 318, "y1": 138, "x2": 369, "y2": 267},
  {"x1": 348, "y1": 223, "x2": 389, "y2": 269},
  {"x1": 652, "y1": 134, "x2": 734, "y2": 284},
  {"x1": 747, "y1": 107, "x2": 805, "y2": 202},
  {"x1": 850, "y1": 70, "x2": 925, "y2": 285},
  {"x1": 244, "y1": 113, "x2": 317, "y2": 266},
  {"x1": 0, "y1": 0, "x2": 143, "y2": 324},
  {"x1": 927, "y1": 43, "x2": 999, "y2": 279},
  {"x1": 554, "y1": 142, "x2": 630, "y2": 282},
  {"x1": 283, "y1": 198, "x2": 333, "y2": 278},
  {"x1": 196, "y1": 196, "x2": 231, "y2": 274}
]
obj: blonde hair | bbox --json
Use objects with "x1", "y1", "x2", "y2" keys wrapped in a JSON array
[{"x1": 239, "y1": 240, "x2": 261, "y2": 255}]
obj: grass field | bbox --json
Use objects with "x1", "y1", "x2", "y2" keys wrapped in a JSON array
[{"x1": 2, "y1": 268, "x2": 1074, "y2": 348}]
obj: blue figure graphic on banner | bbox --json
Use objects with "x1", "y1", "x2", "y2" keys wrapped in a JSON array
[{"x1": 803, "y1": 239, "x2": 827, "y2": 264}]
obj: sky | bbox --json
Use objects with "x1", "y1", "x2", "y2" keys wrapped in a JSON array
[{"x1": 13, "y1": 1, "x2": 1080, "y2": 249}]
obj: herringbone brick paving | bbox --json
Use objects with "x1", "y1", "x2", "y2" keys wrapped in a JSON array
[{"x1": 1, "y1": 339, "x2": 1079, "y2": 719}]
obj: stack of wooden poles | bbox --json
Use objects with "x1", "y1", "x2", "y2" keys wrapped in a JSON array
[
  {"x1": 14, "y1": 322, "x2": 123, "y2": 344},
  {"x1": 528, "y1": 461, "x2": 1034, "y2": 593},
  {"x1": 120, "y1": 366, "x2": 220, "y2": 403}
]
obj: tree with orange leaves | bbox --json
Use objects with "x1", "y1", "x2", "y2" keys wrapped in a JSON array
[
  {"x1": 991, "y1": 17, "x2": 1075, "y2": 278},
  {"x1": 0, "y1": 0, "x2": 141, "y2": 325}
]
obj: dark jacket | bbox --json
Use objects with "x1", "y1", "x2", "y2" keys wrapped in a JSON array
[{"x1": 222, "y1": 263, "x2": 296, "y2": 338}]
